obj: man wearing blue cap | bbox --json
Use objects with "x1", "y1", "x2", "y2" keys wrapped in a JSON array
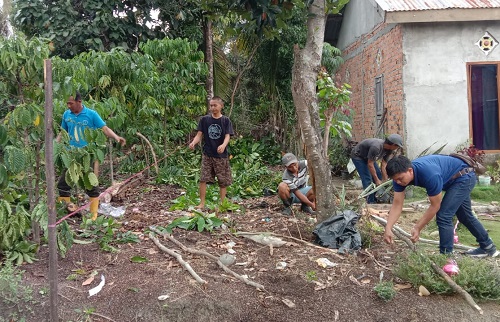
[
  {"x1": 350, "y1": 134, "x2": 403, "y2": 203},
  {"x1": 278, "y1": 153, "x2": 316, "y2": 215}
]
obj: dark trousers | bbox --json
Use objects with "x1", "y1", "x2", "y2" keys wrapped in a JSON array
[
  {"x1": 352, "y1": 158, "x2": 382, "y2": 204},
  {"x1": 437, "y1": 174, "x2": 493, "y2": 254},
  {"x1": 57, "y1": 169, "x2": 100, "y2": 198}
]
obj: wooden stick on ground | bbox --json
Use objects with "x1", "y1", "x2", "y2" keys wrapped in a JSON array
[
  {"x1": 369, "y1": 214, "x2": 474, "y2": 251},
  {"x1": 150, "y1": 227, "x2": 265, "y2": 291},
  {"x1": 236, "y1": 231, "x2": 345, "y2": 260},
  {"x1": 430, "y1": 262, "x2": 483, "y2": 315},
  {"x1": 148, "y1": 232, "x2": 207, "y2": 285},
  {"x1": 371, "y1": 215, "x2": 483, "y2": 315}
]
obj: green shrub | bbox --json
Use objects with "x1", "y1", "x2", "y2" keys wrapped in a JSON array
[
  {"x1": 395, "y1": 252, "x2": 500, "y2": 299},
  {"x1": 374, "y1": 281, "x2": 397, "y2": 302}
]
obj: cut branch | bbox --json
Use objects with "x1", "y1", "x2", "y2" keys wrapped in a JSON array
[
  {"x1": 236, "y1": 231, "x2": 345, "y2": 260},
  {"x1": 148, "y1": 232, "x2": 207, "y2": 285},
  {"x1": 430, "y1": 262, "x2": 483, "y2": 315},
  {"x1": 150, "y1": 228, "x2": 265, "y2": 290},
  {"x1": 369, "y1": 214, "x2": 474, "y2": 251},
  {"x1": 100, "y1": 173, "x2": 145, "y2": 203},
  {"x1": 136, "y1": 132, "x2": 159, "y2": 175}
]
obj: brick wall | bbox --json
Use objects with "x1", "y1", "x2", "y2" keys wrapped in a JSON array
[{"x1": 337, "y1": 23, "x2": 405, "y2": 143}]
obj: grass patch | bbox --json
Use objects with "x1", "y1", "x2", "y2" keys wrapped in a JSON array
[
  {"x1": 405, "y1": 183, "x2": 500, "y2": 204},
  {"x1": 470, "y1": 184, "x2": 500, "y2": 203},
  {"x1": 454, "y1": 219, "x2": 500, "y2": 249},
  {"x1": 373, "y1": 281, "x2": 397, "y2": 302},
  {"x1": 404, "y1": 186, "x2": 428, "y2": 202}
]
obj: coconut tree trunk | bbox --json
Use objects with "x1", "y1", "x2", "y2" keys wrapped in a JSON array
[
  {"x1": 291, "y1": 0, "x2": 335, "y2": 222},
  {"x1": 203, "y1": 17, "x2": 214, "y2": 111}
]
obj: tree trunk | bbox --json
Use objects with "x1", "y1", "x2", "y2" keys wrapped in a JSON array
[
  {"x1": 203, "y1": 17, "x2": 214, "y2": 111},
  {"x1": 291, "y1": 0, "x2": 335, "y2": 222}
]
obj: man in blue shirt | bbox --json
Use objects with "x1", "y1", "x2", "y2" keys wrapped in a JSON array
[
  {"x1": 57, "y1": 92, "x2": 126, "y2": 220},
  {"x1": 383, "y1": 155, "x2": 498, "y2": 257}
]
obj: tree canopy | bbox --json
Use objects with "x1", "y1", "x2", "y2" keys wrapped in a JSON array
[{"x1": 13, "y1": 0, "x2": 178, "y2": 58}]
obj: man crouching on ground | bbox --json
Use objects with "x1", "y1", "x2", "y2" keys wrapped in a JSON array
[{"x1": 277, "y1": 153, "x2": 316, "y2": 215}]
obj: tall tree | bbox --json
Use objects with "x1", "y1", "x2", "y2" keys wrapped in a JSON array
[
  {"x1": 291, "y1": 0, "x2": 331, "y2": 221},
  {"x1": 12, "y1": 0, "x2": 174, "y2": 58},
  {"x1": 236, "y1": 0, "x2": 349, "y2": 221},
  {"x1": 292, "y1": 0, "x2": 349, "y2": 221}
]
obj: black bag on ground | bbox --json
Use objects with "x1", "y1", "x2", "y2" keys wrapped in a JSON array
[
  {"x1": 449, "y1": 152, "x2": 486, "y2": 174},
  {"x1": 313, "y1": 210, "x2": 362, "y2": 254}
]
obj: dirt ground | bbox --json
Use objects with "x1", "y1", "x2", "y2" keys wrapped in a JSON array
[{"x1": 7, "y1": 178, "x2": 500, "y2": 322}]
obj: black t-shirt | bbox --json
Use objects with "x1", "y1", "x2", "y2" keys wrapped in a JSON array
[
  {"x1": 351, "y1": 138, "x2": 392, "y2": 161},
  {"x1": 197, "y1": 115, "x2": 234, "y2": 158}
]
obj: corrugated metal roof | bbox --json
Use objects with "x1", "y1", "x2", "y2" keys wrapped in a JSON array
[{"x1": 374, "y1": 0, "x2": 500, "y2": 12}]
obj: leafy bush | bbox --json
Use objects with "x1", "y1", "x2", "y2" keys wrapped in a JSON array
[
  {"x1": 165, "y1": 210, "x2": 224, "y2": 233},
  {"x1": 485, "y1": 159, "x2": 500, "y2": 184},
  {"x1": 455, "y1": 144, "x2": 485, "y2": 164},
  {"x1": 165, "y1": 139, "x2": 281, "y2": 210},
  {"x1": 328, "y1": 138, "x2": 351, "y2": 176},
  {"x1": 78, "y1": 216, "x2": 138, "y2": 252},
  {"x1": 228, "y1": 135, "x2": 281, "y2": 166},
  {"x1": 0, "y1": 200, "x2": 35, "y2": 265}
]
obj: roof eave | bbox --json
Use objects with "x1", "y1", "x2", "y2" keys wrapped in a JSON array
[{"x1": 385, "y1": 8, "x2": 500, "y2": 23}]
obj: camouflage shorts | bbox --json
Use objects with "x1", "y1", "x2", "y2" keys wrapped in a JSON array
[{"x1": 200, "y1": 155, "x2": 232, "y2": 187}]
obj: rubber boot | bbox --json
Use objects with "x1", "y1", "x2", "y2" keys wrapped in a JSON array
[
  {"x1": 281, "y1": 197, "x2": 293, "y2": 215},
  {"x1": 57, "y1": 196, "x2": 71, "y2": 204},
  {"x1": 57, "y1": 196, "x2": 77, "y2": 212},
  {"x1": 89, "y1": 197, "x2": 99, "y2": 221}
]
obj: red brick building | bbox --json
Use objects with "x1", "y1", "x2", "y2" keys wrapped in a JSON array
[{"x1": 329, "y1": 0, "x2": 500, "y2": 158}]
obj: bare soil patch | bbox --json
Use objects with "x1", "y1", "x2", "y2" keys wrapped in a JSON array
[{"x1": 9, "y1": 178, "x2": 500, "y2": 322}]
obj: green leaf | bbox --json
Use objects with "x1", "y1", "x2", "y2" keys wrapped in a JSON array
[
  {"x1": 0, "y1": 164, "x2": 8, "y2": 188},
  {"x1": 4, "y1": 146, "x2": 26, "y2": 174},
  {"x1": 68, "y1": 163, "x2": 79, "y2": 185},
  {"x1": 130, "y1": 256, "x2": 148, "y2": 263},
  {"x1": 82, "y1": 173, "x2": 93, "y2": 190},
  {"x1": 87, "y1": 172, "x2": 99, "y2": 187},
  {"x1": 96, "y1": 149, "x2": 105, "y2": 163},
  {"x1": 197, "y1": 216, "x2": 205, "y2": 232},
  {"x1": 61, "y1": 153, "x2": 70, "y2": 169},
  {"x1": 0, "y1": 125, "x2": 7, "y2": 146},
  {"x1": 72, "y1": 239, "x2": 93, "y2": 245}
]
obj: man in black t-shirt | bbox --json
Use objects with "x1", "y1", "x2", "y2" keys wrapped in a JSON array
[{"x1": 189, "y1": 96, "x2": 234, "y2": 209}]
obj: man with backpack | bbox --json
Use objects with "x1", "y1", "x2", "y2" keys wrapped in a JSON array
[{"x1": 383, "y1": 154, "x2": 498, "y2": 257}]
